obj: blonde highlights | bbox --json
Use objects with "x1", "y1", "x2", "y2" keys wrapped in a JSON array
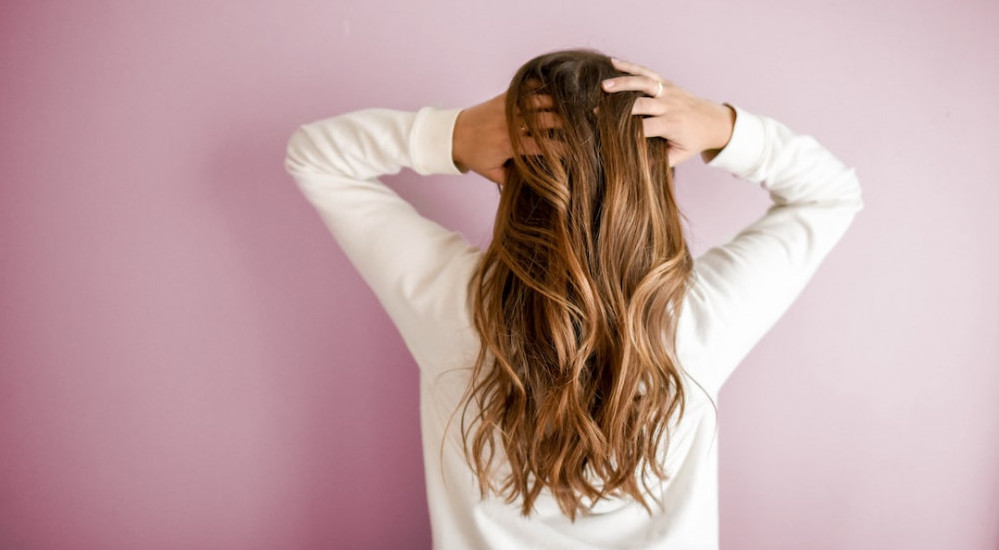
[{"x1": 454, "y1": 49, "x2": 695, "y2": 521}]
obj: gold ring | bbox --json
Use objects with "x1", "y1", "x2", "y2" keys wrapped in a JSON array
[{"x1": 655, "y1": 80, "x2": 663, "y2": 98}]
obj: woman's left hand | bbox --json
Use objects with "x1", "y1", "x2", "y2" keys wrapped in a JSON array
[{"x1": 451, "y1": 92, "x2": 550, "y2": 185}]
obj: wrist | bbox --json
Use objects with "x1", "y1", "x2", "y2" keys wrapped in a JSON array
[
  {"x1": 451, "y1": 109, "x2": 471, "y2": 173},
  {"x1": 700, "y1": 102, "x2": 736, "y2": 163},
  {"x1": 709, "y1": 102, "x2": 736, "y2": 151}
]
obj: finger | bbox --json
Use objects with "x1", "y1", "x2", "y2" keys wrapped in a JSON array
[
  {"x1": 631, "y1": 97, "x2": 668, "y2": 116},
  {"x1": 527, "y1": 111, "x2": 563, "y2": 129},
  {"x1": 517, "y1": 136, "x2": 545, "y2": 156},
  {"x1": 642, "y1": 117, "x2": 655, "y2": 138},
  {"x1": 516, "y1": 96, "x2": 558, "y2": 127},
  {"x1": 515, "y1": 134, "x2": 568, "y2": 160},
  {"x1": 514, "y1": 110, "x2": 564, "y2": 132},
  {"x1": 524, "y1": 94, "x2": 555, "y2": 110},
  {"x1": 610, "y1": 57, "x2": 660, "y2": 81},
  {"x1": 608, "y1": 59, "x2": 675, "y2": 91},
  {"x1": 602, "y1": 74, "x2": 661, "y2": 97},
  {"x1": 641, "y1": 117, "x2": 669, "y2": 140}
]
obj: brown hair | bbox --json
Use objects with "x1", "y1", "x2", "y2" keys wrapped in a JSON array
[{"x1": 453, "y1": 48, "x2": 694, "y2": 521}]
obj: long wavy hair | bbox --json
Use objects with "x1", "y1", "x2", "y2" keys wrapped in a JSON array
[{"x1": 453, "y1": 48, "x2": 695, "y2": 521}]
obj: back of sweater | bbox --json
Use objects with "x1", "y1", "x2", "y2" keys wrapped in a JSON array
[{"x1": 283, "y1": 102, "x2": 863, "y2": 549}]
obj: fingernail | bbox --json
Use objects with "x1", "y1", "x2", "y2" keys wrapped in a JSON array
[
  {"x1": 602, "y1": 79, "x2": 615, "y2": 89},
  {"x1": 610, "y1": 57, "x2": 620, "y2": 63}
]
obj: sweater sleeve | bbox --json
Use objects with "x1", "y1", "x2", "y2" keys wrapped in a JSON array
[
  {"x1": 283, "y1": 106, "x2": 483, "y2": 370},
  {"x1": 676, "y1": 103, "x2": 864, "y2": 395}
]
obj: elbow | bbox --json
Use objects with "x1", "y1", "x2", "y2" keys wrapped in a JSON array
[
  {"x1": 848, "y1": 166, "x2": 864, "y2": 213},
  {"x1": 284, "y1": 126, "x2": 318, "y2": 176},
  {"x1": 837, "y1": 166, "x2": 864, "y2": 215}
]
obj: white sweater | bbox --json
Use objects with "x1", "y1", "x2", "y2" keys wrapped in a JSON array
[{"x1": 284, "y1": 102, "x2": 863, "y2": 549}]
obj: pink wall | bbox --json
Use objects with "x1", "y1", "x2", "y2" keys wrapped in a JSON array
[{"x1": 1, "y1": 1, "x2": 996, "y2": 548}]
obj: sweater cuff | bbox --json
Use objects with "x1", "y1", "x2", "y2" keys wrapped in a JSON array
[
  {"x1": 411, "y1": 106, "x2": 466, "y2": 176},
  {"x1": 705, "y1": 103, "x2": 766, "y2": 180}
]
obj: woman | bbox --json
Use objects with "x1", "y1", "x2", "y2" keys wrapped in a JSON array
[{"x1": 284, "y1": 48, "x2": 863, "y2": 549}]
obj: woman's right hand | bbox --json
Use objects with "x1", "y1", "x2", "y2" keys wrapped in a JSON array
[{"x1": 601, "y1": 57, "x2": 736, "y2": 167}]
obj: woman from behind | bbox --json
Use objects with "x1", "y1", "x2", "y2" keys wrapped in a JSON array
[
  {"x1": 458, "y1": 49, "x2": 702, "y2": 523},
  {"x1": 285, "y1": 47, "x2": 863, "y2": 549}
]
